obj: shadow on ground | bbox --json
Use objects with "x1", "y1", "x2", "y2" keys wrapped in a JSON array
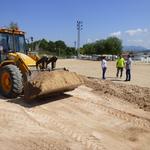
[
  {"x1": 106, "y1": 77, "x2": 125, "y2": 82},
  {"x1": 7, "y1": 93, "x2": 72, "y2": 108},
  {"x1": 110, "y1": 79, "x2": 124, "y2": 82},
  {"x1": 87, "y1": 76, "x2": 125, "y2": 82}
]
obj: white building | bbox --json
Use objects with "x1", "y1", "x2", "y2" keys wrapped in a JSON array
[{"x1": 132, "y1": 52, "x2": 150, "y2": 63}]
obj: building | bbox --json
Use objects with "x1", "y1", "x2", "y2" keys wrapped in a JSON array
[{"x1": 132, "y1": 51, "x2": 150, "y2": 63}]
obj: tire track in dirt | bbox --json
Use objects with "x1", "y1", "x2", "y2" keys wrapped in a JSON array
[
  {"x1": 71, "y1": 96, "x2": 150, "y2": 129},
  {"x1": 22, "y1": 138, "x2": 70, "y2": 150},
  {"x1": 16, "y1": 136, "x2": 70, "y2": 150},
  {"x1": 0, "y1": 109, "x2": 43, "y2": 129},
  {"x1": 20, "y1": 108, "x2": 71, "y2": 150},
  {"x1": 10, "y1": 138, "x2": 48, "y2": 150},
  {"x1": 13, "y1": 138, "x2": 69, "y2": 150},
  {"x1": 24, "y1": 107, "x2": 107, "y2": 150},
  {"x1": 0, "y1": 108, "x2": 70, "y2": 150}
]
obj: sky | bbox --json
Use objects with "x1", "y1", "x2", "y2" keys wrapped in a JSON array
[{"x1": 0, "y1": 0, "x2": 150, "y2": 48}]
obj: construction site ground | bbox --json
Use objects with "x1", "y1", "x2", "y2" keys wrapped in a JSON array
[{"x1": 0, "y1": 59, "x2": 150, "y2": 150}]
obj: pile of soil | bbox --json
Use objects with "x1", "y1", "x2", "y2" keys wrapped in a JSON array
[
  {"x1": 24, "y1": 70, "x2": 83, "y2": 100},
  {"x1": 83, "y1": 76, "x2": 150, "y2": 111}
]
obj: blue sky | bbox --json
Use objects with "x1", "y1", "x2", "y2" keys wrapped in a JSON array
[{"x1": 0, "y1": 0, "x2": 150, "y2": 48}]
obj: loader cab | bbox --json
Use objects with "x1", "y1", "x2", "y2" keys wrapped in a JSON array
[{"x1": 0, "y1": 28, "x2": 26, "y2": 62}]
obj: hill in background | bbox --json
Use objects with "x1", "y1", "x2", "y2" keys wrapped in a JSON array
[{"x1": 123, "y1": 45, "x2": 149, "y2": 52}]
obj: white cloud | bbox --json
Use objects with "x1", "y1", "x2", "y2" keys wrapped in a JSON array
[
  {"x1": 95, "y1": 38, "x2": 99, "y2": 41},
  {"x1": 126, "y1": 39, "x2": 150, "y2": 48},
  {"x1": 108, "y1": 28, "x2": 150, "y2": 48},
  {"x1": 110, "y1": 31, "x2": 121, "y2": 37},
  {"x1": 86, "y1": 38, "x2": 92, "y2": 43},
  {"x1": 125, "y1": 28, "x2": 148, "y2": 36}
]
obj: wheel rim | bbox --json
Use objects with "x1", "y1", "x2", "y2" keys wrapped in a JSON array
[{"x1": 1, "y1": 72, "x2": 12, "y2": 93}]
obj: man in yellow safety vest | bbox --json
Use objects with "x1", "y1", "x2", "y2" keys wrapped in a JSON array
[{"x1": 116, "y1": 55, "x2": 125, "y2": 78}]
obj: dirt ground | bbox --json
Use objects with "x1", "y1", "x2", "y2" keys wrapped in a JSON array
[
  {"x1": 57, "y1": 59, "x2": 150, "y2": 88},
  {"x1": 0, "y1": 59, "x2": 150, "y2": 150}
]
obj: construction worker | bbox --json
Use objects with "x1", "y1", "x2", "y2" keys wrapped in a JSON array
[{"x1": 116, "y1": 55, "x2": 125, "y2": 78}]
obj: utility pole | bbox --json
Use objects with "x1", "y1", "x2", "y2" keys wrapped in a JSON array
[
  {"x1": 77, "y1": 21, "x2": 83, "y2": 58},
  {"x1": 74, "y1": 41, "x2": 76, "y2": 55}
]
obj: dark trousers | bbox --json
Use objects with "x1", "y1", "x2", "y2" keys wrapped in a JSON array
[
  {"x1": 116, "y1": 67, "x2": 123, "y2": 77},
  {"x1": 102, "y1": 67, "x2": 107, "y2": 79},
  {"x1": 126, "y1": 69, "x2": 131, "y2": 81}
]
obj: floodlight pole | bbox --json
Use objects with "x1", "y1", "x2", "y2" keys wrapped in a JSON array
[{"x1": 77, "y1": 21, "x2": 83, "y2": 59}]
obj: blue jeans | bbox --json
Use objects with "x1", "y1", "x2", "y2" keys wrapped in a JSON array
[
  {"x1": 102, "y1": 67, "x2": 107, "y2": 79},
  {"x1": 126, "y1": 69, "x2": 131, "y2": 81}
]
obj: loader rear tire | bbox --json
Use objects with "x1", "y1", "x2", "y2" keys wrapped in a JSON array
[{"x1": 0, "y1": 65, "x2": 23, "y2": 98}]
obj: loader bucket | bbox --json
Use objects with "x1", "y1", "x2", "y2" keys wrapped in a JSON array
[{"x1": 24, "y1": 70, "x2": 83, "y2": 101}]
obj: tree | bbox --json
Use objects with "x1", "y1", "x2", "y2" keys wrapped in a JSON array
[
  {"x1": 82, "y1": 43, "x2": 95, "y2": 55},
  {"x1": 8, "y1": 22, "x2": 19, "y2": 30},
  {"x1": 39, "y1": 39, "x2": 49, "y2": 51},
  {"x1": 48, "y1": 41, "x2": 55, "y2": 52},
  {"x1": 65, "y1": 47, "x2": 76, "y2": 57},
  {"x1": 82, "y1": 37, "x2": 122, "y2": 55},
  {"x1": 94, "y1": 40, "x2": 106, "y2": 54},
  {"x1": 55, "y1": 40, "x2": 66, "y2": 49},
  {"x1": 55, "y1": 40, "x2": 67, "y2": 56},
  {"x1": 105, "y1": 37, "x2": 122, "y2": 54}
]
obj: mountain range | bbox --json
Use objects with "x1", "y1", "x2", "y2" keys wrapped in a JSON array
[{"x1": 123, "y1": 45, "x2": 149, "y2": 51}]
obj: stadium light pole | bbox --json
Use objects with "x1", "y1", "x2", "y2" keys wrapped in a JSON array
[{"x1": 77, "y1": 21, "x2": 83, "y2": 59}]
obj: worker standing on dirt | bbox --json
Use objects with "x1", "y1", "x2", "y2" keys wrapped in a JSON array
[
  {"x1": 125, "y1": 55, "x2": 132, "y2": 81},
  {"x1": 101, "y1": 56, "x2": 107, "y2": 80},
  {"x1": 116, "y1": 55, "x2": 125, "y2": 78}
]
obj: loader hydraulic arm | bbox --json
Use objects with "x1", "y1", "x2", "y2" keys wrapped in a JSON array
[{"x1": 36, "y1": 56, "x2": 57, "y2": 70}]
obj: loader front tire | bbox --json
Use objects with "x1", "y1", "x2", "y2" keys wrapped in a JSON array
[{"x1": 0, "y1": 65, "x2": 23, "y2": 98}]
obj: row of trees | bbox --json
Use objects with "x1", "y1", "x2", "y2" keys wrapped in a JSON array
[
  {"x1": 6, "y1": 22, "x2": 123, "y2": 57},
  {"x1": 5, "y1": 22, "x2": 76, "y2": 57},
  {"x1": 8, "y1": 22, "x2": 122, "y2": 57},
  {"x1": 81, "y1": 37, "x2": 122, "y2": 55},
  {"x1": 30, "y1": 37, "x2": 122, "y2": 57},
  {"x1": 29, "y1": 39, "x2": 76, "y2": 57}
]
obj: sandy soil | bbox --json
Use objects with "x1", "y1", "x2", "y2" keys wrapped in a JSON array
[{"x1": 0, "y1": 59, "x2": 150, "y2": 150}]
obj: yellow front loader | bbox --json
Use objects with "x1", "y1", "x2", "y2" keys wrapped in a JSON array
[{"x1": 0, "y1": 28, "x2": 83, "y2": 101}]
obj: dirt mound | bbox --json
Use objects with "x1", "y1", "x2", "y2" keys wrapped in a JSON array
[
  {"x1": 83, "y1": 77, "x2": 150, "y2": 111},
  {"x1": 24, "y1": 71, "x2": 83, "y2": 100}
]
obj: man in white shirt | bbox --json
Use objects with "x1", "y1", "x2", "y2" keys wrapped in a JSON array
[
  {"x1": 101, "y1": 56, "x2": 107, "y2": 79},
  {"x1": 125, "y1": 55, "x2": 132, "y2": 81}
]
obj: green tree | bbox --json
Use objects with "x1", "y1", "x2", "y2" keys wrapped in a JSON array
[
  {"x1": 94, "y1": 40, "x2": 106, "y2": 54},
  {"x1": 8, "y1": 22, "x2": 19, "y2": 30},
  {"x1": 105, "y1": 37, "x2": 122, "y2": 54},
  {"x1": 55, "y1": 40, "x2": 67, "y2": 56},
  {"x1": 82, "y1": 37, "x2": 122, "y2": 55},
  {"x1": 39, "y1": 39, "x2": 49, "y2": 51},
  {"x1": 65, "y1": 47, "x2": 76, "y2": 57},
  {"x1": 82, "y1": 43, "x2": 95, "y2": 55},
  {"x1": 48, "y1": 41, "x2": 55, "y2": 52}
]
